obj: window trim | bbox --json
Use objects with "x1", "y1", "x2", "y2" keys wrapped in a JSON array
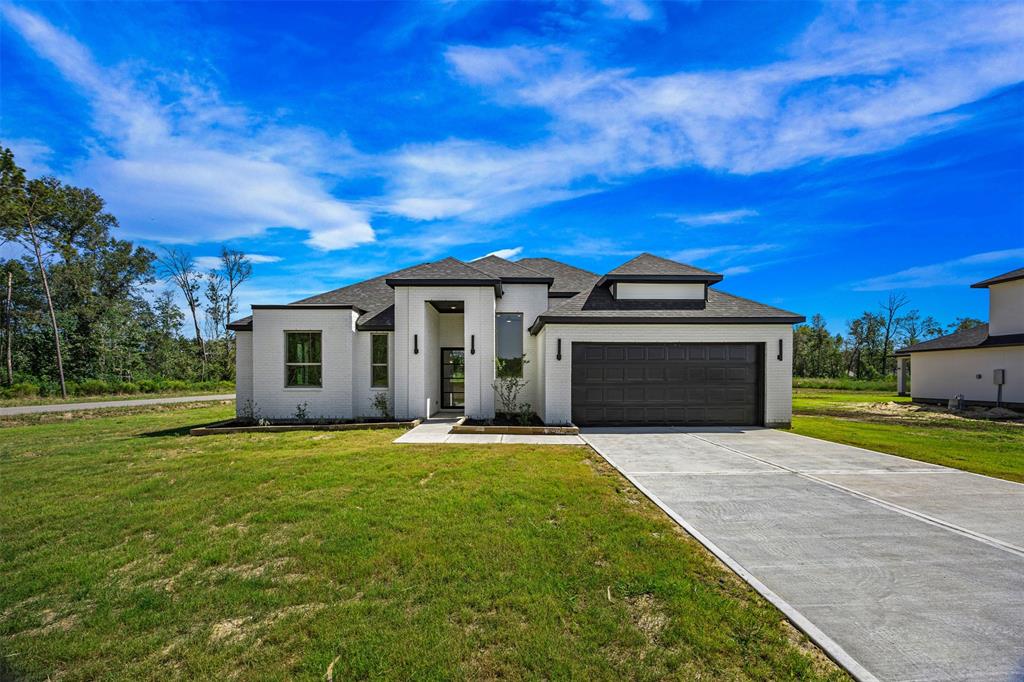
[
  {"x1": 284, "y1": 330, "x2": 323, "y2": 389},
  {"x1": 370, "y1": 333, "x2": 389, "y2": 388}
]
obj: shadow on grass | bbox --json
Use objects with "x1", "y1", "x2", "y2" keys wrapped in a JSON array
[{"x1": 139, "y1": 421, "x2": 224, "y2": 438}]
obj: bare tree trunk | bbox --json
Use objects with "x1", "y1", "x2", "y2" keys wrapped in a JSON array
[
  {"x1": 4, "y1": 271, "x2": 12, "y2": 386},
  {"x1": 28, "y1": 225, "x2": 67, "y2": 399},
  {"x1": 188, "y1": 301, "x2": 207, "y2": 379}
]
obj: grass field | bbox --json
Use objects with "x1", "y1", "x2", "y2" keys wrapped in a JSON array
[
  {"x1": 0, "y1": 387, "x2": 234, "y2": 408},
  {"x1": 791, "y1": 388, "x2": 1024, "y2": 483},
  {"x1": 0, "y1": 403, "x2": 842, "y2": 681}
]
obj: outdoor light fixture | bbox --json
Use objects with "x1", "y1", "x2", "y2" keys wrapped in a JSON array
[
  {"x1": 556, "y1": 338, "x2": 562, "y2": 361},
  {"x1": 414, "y1": 334, "x2": 419, "y2": 354},
  {"x1": 471, "y1": 334, "x2": 476, "y2": 354},
  {"x1": 777, "y1": 339, "x2": 783, "y2": 361}
]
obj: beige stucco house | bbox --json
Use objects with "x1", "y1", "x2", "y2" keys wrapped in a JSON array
[{"x1": 895, "y1": 267, "x2": 1024, "y2": 408}]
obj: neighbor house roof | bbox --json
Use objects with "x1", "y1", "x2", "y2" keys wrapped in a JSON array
[
  {"x1": 597, "y1": 253, "x2": 723, "y2": 285},
  {"x1": 895, "y1": 324, "x2": 1024, "y2": 356},
  {"x1": 515, "y1": 257, "x2": 599, "y2": 296},
  {"x1": 970, "y1": 267, "x2": 1024, "y2": 289},
  {"x1": 529, "y1": 285, "x2": 804, "y2": 333}
]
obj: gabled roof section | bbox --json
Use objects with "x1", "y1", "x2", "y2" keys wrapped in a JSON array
[
  {"x1": 529, "y1": 286, "x2": 804, "y2": 333},
  {"x1": 598, "y1": 253, "x2": 723, "y2": 285},
  {"x1": 516, "y1": 257, "x2": 600, "y2": 296},
  {"x1": 971, "y1": 267, "x2": 1024, "y2": 288},
  {"x1": 895, "y1": 324, "x2": 1024, "y2": 355},
  {"x1": 470, "y1": 255, "x2": 553, "y2": 285},
  {"x1": 384, "y1": 257, "x2": 501, "y2": 294}
]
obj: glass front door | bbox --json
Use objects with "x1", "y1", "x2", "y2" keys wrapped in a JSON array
[{"x1": 441, "y1": 348, "x2": 465, "y2": 409}]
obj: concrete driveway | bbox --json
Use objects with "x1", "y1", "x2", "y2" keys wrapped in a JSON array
[{"x1": 582, "y1": 428, "x2": 1024, "y2": 682}]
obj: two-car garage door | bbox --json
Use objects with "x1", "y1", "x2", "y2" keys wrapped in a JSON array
[{"x1": 571, "y1": 342, "x2": 763, "y2": 426}]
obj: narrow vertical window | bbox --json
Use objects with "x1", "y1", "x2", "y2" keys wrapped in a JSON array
[
  {"x1": 495, "y1": 313, "x2": 524, "y2": 377},
  {"x1": 371, "y1": 334, "x2": 389, "y2": 388},
  {"x1": 285, "y1": 331, "x2": 322, "y2": 387}
]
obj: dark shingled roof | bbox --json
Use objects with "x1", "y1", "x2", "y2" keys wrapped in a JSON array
[
  {"x1": 515, "y1": 257, "x2": 599, "y2": 296},
  {"x1": 603, "y1": 253, "x2": 722, "y2": 281},
  {"x1": 384, "y1": 257, "x2": 498, "y2": 286},
  {"x1": 971, "y1": 267, "x2": 1024, "y2": 289},
  {"x1": 896, "y1": 324, "x2": 1024, "y2": 355},
  {"x1": 529, "y1": 285, "x2": 804, "y2": 333},
  {"x1": 469, "y1": 255, "x2": 553, "y2": 283}
]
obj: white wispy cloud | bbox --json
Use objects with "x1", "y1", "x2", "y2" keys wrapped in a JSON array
[
  {"x1": 853, "y1": 248, "x2": 1024, "y2": 291},
  {"x1": 599, "y1": 0, "x2": 655, "y2": 23},
  {"x1": 193, "y1": 256, "x2": 222, "y2": 271},
  {"x1": 668, "y1": 209, "x2": 760, "y2": 227},
  {"x1": 384, "y1": 3, "x2": 1024, "y2": 222},
  {"x1": 2, "y1": 4, "x2": 374, "y2": 252},
  {"x1": 246, "y1": 254, "x2": 283, "y2": 264},
  {"x1": 480, "y1": 247, "x2": 523, "y2": 260},
  {"x1": 671, "y1": 243, "x2": 779, "y2": 265}
]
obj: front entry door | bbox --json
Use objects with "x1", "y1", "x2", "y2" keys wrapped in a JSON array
[{"x1": 441, "y1": 348, "x2": 465, "y2": 409}]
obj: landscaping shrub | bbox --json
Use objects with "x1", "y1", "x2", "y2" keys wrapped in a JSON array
[
  {"x1": 793, "y1": 376, "x2": 897, "y2": 391},
  {"x1": 2, "y1": 382, "x2": 40, "y2": 398}
]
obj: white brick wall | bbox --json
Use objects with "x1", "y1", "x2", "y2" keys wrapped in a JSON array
[
  {"x1": 352, "y1": 331, "x2": 394, "y2": 418},
  {"x1": 234, "y1": 330, "x2": 253, "y2": 417},
  {"x1": 538, "y1": 323, "x2": 795, "y2": 426},
  {"x1": 393, "y1": 286, "x2": 496, "y2": 419},
  {"x1": 496, "y1": 283, "x2": 550, "y2": 412},
  {"x1": 250, "y1": 308, "x2": 357, "y2": 420}
]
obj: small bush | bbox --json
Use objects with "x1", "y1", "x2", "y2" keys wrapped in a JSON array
[
  {"x1": 2, "y1": 382, "x2": 40, "y2": 398},
  {"x1": 74, "y1": 379, "x2": 112, "y2": 396},
  {"x1": 793, "y1": 376, "x2": 897, "y2": 391}
]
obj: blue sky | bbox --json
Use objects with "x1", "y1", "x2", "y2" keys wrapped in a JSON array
[{"x1": 2, "y1": 1, "x2": 1022, "y2": 331}]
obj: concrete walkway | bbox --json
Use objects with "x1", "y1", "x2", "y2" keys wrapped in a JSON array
[
  {"x1": 582, "y1": 427, "x2": 1024, "y2": 682},
  {"x1": 394, "y1": 417, "x2": 585, "y2": 445},
  {"x1": 0, "y1": 393, "x2": 235, "y2": 416}
]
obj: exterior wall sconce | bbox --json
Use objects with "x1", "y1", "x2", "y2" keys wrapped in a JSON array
[
  {"x1": 777, "y1": 339, "x2": 783, "y2": 361},
  {"x1": 556, "y1": 338, "x2": 562, "y2": 361},
  {"x1": 470, "y1": 334, "x2": 476, "y2": 355},
  {"x1": 413, "y1": 334, "x2": 419, "y2": 355}
]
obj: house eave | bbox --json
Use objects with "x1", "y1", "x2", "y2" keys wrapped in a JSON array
[
  {"x1": 529, "y1": 314, "x2": 806, "y2": 335},
  {"x1": 596, "y1": 273, "x2": 724, "y2": 286},
  {"x1": 385, "y1": 278, "x2": 503, "y2": 296}
]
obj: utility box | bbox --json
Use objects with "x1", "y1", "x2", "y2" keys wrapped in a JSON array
[{"x1": 994, "y1": 369, "x2": 1006, "y2": 385}]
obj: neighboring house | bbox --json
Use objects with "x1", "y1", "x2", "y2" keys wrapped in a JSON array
[
  {"x1": 895, "y1": 268, "x2": 1024, "y2": 408},
  {"x1": 228, "y1": 253, "x2": 804, "y2": 426}
]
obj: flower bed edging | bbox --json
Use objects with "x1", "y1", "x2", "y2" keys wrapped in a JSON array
[
  {"x1": 190, "y1": 418, "x2": 421, "y2": 436},
  {"x1": 449, "y1": 422, "x2": 578, "y2": 436}
]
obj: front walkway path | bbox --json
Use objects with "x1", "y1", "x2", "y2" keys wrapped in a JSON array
[
  {"x1": 394, "y1": 417, "x2": 585, "y2": 445},
  {"x1": 0, "y1": 394, "x2": 235, "y2": 417},
  {"x1": 582, "y1": 427, "x2": 1024, "y2": 682}
]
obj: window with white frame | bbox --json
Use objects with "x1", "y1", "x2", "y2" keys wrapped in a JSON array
[
  {"x1": 371, "y1": 334, "x2": 389, "y2": 388},
  {"x1": 285, "y1": 331, "x2": 322, "y2": 387}
]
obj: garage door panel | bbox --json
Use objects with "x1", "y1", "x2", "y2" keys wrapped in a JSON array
[{"x1": 572, "y1": 342, "x2": 762, "y2": 426}]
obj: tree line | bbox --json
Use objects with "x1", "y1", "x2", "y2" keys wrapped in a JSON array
[
  {"x1": 794, "y1": 293, "x2": 983, "y2": 380},
  {"x1": 0, "y1": 148, "x2": 253, "y2": 398}
]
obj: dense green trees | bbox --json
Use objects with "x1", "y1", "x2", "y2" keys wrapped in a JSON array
[
  {"x1": 794, "y1": 299, "x2": 984, "y2": 380},
  {"x1": 0, "y1": 147, "x2": 250, "y2": 397}
]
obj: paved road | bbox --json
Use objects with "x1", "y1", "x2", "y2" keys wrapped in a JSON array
[
  {"x1": 582, "y1": 427, "x2": 1024, "y2": 682},
  {"x1": 0, "y1": 394, "x2": 235, "y2": 416}
]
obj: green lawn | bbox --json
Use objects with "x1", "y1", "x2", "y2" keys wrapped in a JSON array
[
  {"x1": 791, "y1": 388, "x2": 1024, "y2": 483},
  {"x1": 0, "y1": 404, "x2": 842, "y2": 681}
]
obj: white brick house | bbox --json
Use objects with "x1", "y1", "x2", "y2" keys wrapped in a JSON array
[{"x1": 229, "y1": 253, "x2": 804, "y2": 426}]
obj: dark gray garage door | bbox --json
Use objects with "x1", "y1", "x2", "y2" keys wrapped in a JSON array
[{"x1": 571, "y1": 343, "x2": 763, "y2": 426}]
